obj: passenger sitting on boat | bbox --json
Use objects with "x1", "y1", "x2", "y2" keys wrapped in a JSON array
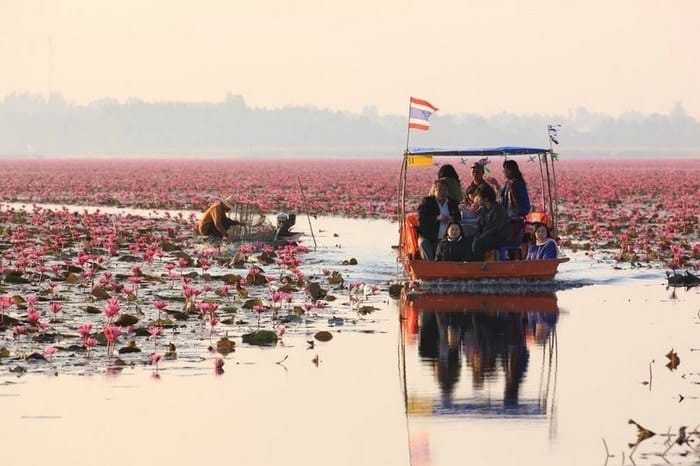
[
  {"x1": 487, "y1": 160, "x2": 531, "y2": 218},
  {"x1": 196, "y1": 196, "x2": 244, "y2": 239},
  {"x1": 418, "y1": 178, "x2": 462, "y2": 261},
  {"x1": 526, "y1": 223, "x2": 558, "y2": 260},
  {"x1": 435, "y1": 221, "x2": 470, "y2": 262},
  {"x1": 428, "y1": 164, "x2": 463, "y2": 203},
  {"x1": 468, "y1": 184, "x2": 509, "y2": 262}
]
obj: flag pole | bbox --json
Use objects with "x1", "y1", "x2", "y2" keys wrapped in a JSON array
[{"x1": 405, "y1": 97, "x2": 412, "y2": 152}]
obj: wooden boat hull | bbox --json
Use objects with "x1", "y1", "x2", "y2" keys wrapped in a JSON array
[{"x1": 393, "y1": 246, "x2": 567, "y2": 281}]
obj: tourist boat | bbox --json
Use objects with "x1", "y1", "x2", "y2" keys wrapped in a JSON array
[{"x1": 393, "y1": 146, "x2": 569, "y2": 281}]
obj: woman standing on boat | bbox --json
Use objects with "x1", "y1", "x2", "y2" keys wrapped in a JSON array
[{"x1": 488, "y1": 160, "x2": 531, "y2": 218}]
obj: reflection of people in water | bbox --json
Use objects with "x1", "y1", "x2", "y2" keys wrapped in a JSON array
[
  {"x1": 419, "y1": 312, "x2": 462, "y2": 409},
  {"x1": 416, "y1": 306, "x2": 558, "y2": 410}
]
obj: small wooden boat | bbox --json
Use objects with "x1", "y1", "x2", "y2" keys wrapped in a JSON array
[{"x1": 394, "y1": 146, "x2": 568, "y2": 281}]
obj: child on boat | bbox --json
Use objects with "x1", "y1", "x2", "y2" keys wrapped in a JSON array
[
  {"x1": 435, "y1": 221, "x2": 470, "y2": 262},
  {"x1": 526, "y1": 223, "x2": 558, "y2": 260}
]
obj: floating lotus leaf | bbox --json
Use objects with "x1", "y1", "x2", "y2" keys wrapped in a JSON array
[
  {"x1": 85, "y1": 305, "x2": 102, "y2": 314},
  {"x1": 91, "y1": 286, "x2": 111, "y2": 300},
  {"x1": 3, "y1": 272, "x2": 30, "y2": 284},
  {"x1": 114, "y1": 314, "x2": 139, "y2": 327},
  {"x1": 242, "y1": 298, "x2": 264, "y2": 309},
  {"x1": 0, "y1": 315, "x2": 21, "y2": 326},
  {"x1": 166, "y1": 310, "x2": 189, "y2": 321},
  {"x1": 172, "y1": 251, "x2": 193, "y2": 265},
  {"x1": 242, "y1": 330, "x2": 278, "y2": 346},
  {"x1": 291, "y1": 306, "x2": 305, "y2": 316},
  {"x1": 26, "y1": 352, "x2": 47, "y2": 361},
  {"x1": 305, "y1": 282, "x2": 327, "y2": 301},
  {"x1": 327, "y1": 271, "x2": 344, "y2": 285},
  {"x1": 160, "y1": 241, "x2": 181, "y2": 252},
  {"x1": 328, "y1": 316, "x2": 344, "y2": 326},
  {"x1": 314, "y1": 331, "x2": 333, "y2": 342},
  {"x1": 257, "y1": 251, "x2": 275, "y2": 265},
  {"x1": 342, "y1": 258, "x2": 358, "y2": 265},
  {"x1": 246, "y1": 273, "x2": 267, "y2": 286},
  {"x1": 12, "y1": 295, "x2": 25, "y2": 305},
  {"x1": 32, "y1": 333, "x2": 58, "y2": 343},
  {"x1": 229, "y1": 252, "x2": 246, "y2": 268},
  {"x1": 118, "y1": 341, "x2": 141, "y2": 354},
  {"x1": 218, "y1": 273, "x2": 243, "y2": 285},
  {"x1": 0, "y1": 347, "x2": 10, "y2": 358},
  {"x1": 216, "y1": 337, "x2": 236, "y2": 355},
  {"x1": 117, "y1": 255, "x2": 142, "y2": 262},
  {"x1": 357, "y1": 305, "x2": 379, "y2": 315},
  {"x1": 281, "y1": 314, "x2": 303, "y2": 324},
  {"x1": 278, "y1": 283, "x2": 297, "y2": 293}
]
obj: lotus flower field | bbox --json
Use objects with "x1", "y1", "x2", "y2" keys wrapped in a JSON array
[
  {"x1": 0, "y1": 156, "x2": 697, "y2": 376},
  {"x1": 1, "y1": 157, "x2": 697, "y2": 267}
]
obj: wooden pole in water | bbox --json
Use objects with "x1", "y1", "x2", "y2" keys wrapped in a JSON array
[{"x1": 297, "y1": 176, "x2": 317, "y2": 250}]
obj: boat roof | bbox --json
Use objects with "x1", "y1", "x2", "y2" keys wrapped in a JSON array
[{"x1": 406, "y1": 146, "x2": 550, "y2": 157}]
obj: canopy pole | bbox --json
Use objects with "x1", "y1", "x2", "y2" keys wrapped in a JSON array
[
  {"x1": 542, "y1": 152, "x2": 557, "y2": 237},
  {"x1": 537, "y1": 153, "x2": 547, "y2": 212},
  {"x1": 548, "y1": 140, "x2": 560, "y2": 235}
]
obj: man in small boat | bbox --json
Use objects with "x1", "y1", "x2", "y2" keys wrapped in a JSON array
[
  {"x1": 196, "y1": 196, "x2": 244, "y2": 239},
  {"x1": 467, "y1": 183, "x2": 509, "y2": 261},
  {"x1": 435, "y1": 221, "x2": 470, "y2": 262},
  {"x1": 417, "y1": 178, "x2": 461, "y2": 261}
]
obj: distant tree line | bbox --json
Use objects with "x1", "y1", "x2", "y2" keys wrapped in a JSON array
[{"x1": 0, "y1": 93, "x2": 698, "y2": 157}]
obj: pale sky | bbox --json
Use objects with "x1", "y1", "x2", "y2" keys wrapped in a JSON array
[{"x1": 1, "y1": 0, "x2": 699, "y2": 118}]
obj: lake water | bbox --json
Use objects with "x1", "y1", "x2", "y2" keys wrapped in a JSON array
[{"x1": 1, "y1": 212, "x2": 698, "y2": 466}]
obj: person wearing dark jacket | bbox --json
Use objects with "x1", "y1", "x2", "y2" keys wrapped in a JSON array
[
  {"x1": 435, "y1": 221, "x2": 470, "y2": 262},
  {"x1": 470, "y1": 184, "x2": 510, "y2": 261},
  {"x1": 418, "y1": 178, "x2": 462, "y2": 261}
]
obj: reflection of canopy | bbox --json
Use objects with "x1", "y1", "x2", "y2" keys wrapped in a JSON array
[{"x1": 408, "y1": 395, "x2": 548, "y2": 418}]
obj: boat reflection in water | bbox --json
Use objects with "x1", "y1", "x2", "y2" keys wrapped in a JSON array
[{"x1": 399, "y1": 292, "x2": 560, "y2": 466}]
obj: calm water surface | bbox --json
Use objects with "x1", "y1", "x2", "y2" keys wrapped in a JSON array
[{"x1": 1, "y1": 211, "x2": 698, "y2": 466}]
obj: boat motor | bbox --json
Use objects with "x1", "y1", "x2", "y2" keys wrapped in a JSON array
[{"x1": 275, "y1": 212, "x2": 296, "y2": 238}]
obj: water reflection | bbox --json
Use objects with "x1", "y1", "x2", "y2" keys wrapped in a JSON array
[{"x1": 400, "y1": 292, "x2": 560, "y2": 465}]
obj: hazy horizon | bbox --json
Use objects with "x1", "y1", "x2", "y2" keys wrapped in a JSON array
[{"x1": 2, "y1": 1, "x2": 699, "y2": 119}]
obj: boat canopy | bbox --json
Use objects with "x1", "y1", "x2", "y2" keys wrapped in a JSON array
[{"x1": 406, "y1": 146, "x2": 550, "y2": 157}]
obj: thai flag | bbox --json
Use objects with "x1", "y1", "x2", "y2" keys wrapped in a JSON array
[{"x1": 408, "y1": 97, "x2": 438, "y2": 131}]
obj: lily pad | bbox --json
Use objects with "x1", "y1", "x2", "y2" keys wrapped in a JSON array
[
  {"x1": 242, "y1": 298, "x2": 264, "y2": 309},
  {"x1": 216, "y1": 337, "x2": 236, "y2": 355},
  {"x1": 114, "y1": 314, "x2": 139, "y2": 327},
  {"x1": 242, "y1": 330, "x2": 278, "y2": 346},
  {"x1": 314, "y1": 331, "x2": 333, "y2": 342}
]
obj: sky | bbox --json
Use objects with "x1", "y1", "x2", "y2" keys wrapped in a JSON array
[{"x1": 1, "y1": 0, "x2": 699, "y2": 118}]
